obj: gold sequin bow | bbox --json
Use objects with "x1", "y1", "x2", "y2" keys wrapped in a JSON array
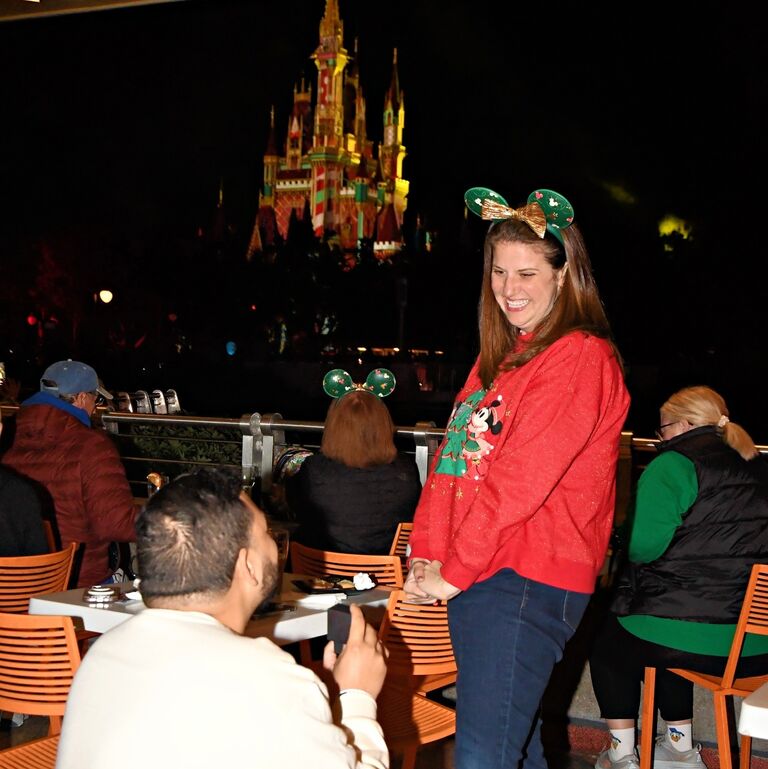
[{"x1": 480, "y1": 199, "x2": 547, "y2": 238}]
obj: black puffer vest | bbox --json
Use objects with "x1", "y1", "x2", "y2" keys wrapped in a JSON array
[{"x1": 613, "y1": 426, "x2": 768, "y2": 621}]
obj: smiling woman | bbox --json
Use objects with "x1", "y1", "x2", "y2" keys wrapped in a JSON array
[{"x1": 404, "y1": 186, "x2": 631, "y2": 769}]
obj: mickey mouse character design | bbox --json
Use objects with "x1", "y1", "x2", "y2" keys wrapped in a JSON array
[{"x1": 461, "y1": 397, "x2": 503, "y2": 479}]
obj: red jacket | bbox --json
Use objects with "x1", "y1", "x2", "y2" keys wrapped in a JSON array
[
  {"x1": 2, "y1": 402, "x2": 137, "y2": 587},
  {"x1": 410, "y1": 332, "x2": 630, "y2": 594}
]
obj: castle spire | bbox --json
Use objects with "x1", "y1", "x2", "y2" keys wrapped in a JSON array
[
  {"x1": 386, "y1": 48, "x2": 401, "y2": 112},
  {"x1": 318, "y1": 0, "x2": 343, "y2": 52},
  {"x1": 265, "y1": 105, "x2": 277, "y2": 155}
]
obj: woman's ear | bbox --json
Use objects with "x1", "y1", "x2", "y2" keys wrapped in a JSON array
[{"x1": 557, "y1": 262, "x2": 569, "y2": 290}]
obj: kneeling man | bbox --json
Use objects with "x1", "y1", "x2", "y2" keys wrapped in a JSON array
[{"x1": 57, "y1": 467, "x2": 388, "y2": 769}]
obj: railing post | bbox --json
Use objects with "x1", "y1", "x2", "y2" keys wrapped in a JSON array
[
  {"x1": 412, "y1": 420, "x2": 437, "y2": 485},
  {"x1": 240, "y1": 412, "x2": 263, "y2": 498},
  {"x1": 259, "y1": 413, "x2": 285, "y2": 499}
]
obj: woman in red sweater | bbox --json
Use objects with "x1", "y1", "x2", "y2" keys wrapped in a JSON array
[{"x1": 405, "y1": 188, "x2": 630, "y2": 769}]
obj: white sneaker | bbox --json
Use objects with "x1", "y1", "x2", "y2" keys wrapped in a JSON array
[
  {"x1": 653, "y1": 734, "x2": 706, "y2": 769},
  {"x1": 595, "y1": 748, "x2": 640, "y2": 769}
]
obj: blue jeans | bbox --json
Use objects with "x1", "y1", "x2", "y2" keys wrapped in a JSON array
[{"x1": 448, "y1": 568, "x2": 591, "y2": 769}]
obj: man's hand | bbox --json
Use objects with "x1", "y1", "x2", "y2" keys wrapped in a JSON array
[
  {"x1": 324, "y1": 604, "x2": 387, "y2": 699},
  {"x1": 418, "y1": 560, "x2": 461, "y2": 601}
]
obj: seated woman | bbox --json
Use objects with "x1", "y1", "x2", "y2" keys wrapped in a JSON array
[
  {"x1": 285, "y1": 368, "x2": 422, "y2": 555},
  {"x1": 590, "y1": 386, "x2": 768, "y2": 769}
]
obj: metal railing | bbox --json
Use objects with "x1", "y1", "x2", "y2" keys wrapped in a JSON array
[{"x1": 2, "y1": 405, "x2": 766, "y2": 510}]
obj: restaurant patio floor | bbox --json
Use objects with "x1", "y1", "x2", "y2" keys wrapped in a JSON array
[{"x1": 5, "y1": 710, "x2": 767, "y2": 768}]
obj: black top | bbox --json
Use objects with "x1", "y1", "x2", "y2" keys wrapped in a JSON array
[
  {"x1": 285, "y1": 453, "x2": 422, "y2": 555},
  {"x1": 0, "y1": 464, "x2": 49, "y2": 557}
]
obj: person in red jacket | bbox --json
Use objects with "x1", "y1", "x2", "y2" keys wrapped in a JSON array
[
  {"x1": 404, "y1": 188, "x2": 630, "y2": 769},
  {"x1": 1, "y1": 359, "x2": 137, "y2": 586}
]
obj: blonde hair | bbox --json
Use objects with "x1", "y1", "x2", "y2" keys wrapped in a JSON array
[{"x1": 662, "y1": 386, "x2": 759, "y2": 460}]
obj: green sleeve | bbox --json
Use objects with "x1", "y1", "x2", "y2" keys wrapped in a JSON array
[{"x1": 628, "y1": 452, "x2": 698, "y2": 563}]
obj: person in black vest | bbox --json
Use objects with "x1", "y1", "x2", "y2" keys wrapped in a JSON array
[
  {"x1": 589, "y1": 386, "x2": 768, "y2": 769},
  {"x1": 285, "y1": 368, "x2": 421, "y2": 555}
]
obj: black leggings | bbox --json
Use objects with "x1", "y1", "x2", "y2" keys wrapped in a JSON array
[{"x1": 589, "y1": 613, "x2": 768, "y2": 722}]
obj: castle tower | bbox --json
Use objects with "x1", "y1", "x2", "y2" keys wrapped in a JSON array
[
  {"x1": 309, "y1": 0, "x2": 349, "y2": 235},
  {"x1": 378, "y1": 48, "x2": 409, "y2": 229}
]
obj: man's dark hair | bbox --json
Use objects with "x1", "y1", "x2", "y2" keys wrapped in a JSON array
[{"x1": 136, "y1": 467, "x2": 252, "y2": 601}]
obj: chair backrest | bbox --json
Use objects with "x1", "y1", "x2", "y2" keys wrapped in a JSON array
[
  {"x1": 42, "y1": 520, "x2": 58, "y2": 553},
  {"x1": 0, "y1": 543, "x2": 77, "y2": 613},
  {"x1": 0, "y1": 612, "x2": 81, "y2": 731},
  {"x1": 388, "y1": 522, "x2": 413, "y2": 559},
  {"x1": 377, "y1": 589, "x2": 456, "y2": 678},
  {"x1": 290, "y1": 542, "x2": 404, "y2": 587},
  {"x1": 0, "y1": 734, "x2": 60, "y2": 768},
  {"x1": 722, "y1": 563, "x2": 768, "y2": 685}
]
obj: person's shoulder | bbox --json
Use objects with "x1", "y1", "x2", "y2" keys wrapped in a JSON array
[
  {"x1": 553, "y1": 331, "x2": 614, "y2": 358},
  {"x1": 644, "y1": 450, "x2": 695, "y2": 478}
]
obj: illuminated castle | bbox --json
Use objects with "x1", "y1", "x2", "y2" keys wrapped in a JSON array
[{"x1": 247, "y1": 0, "x2": 408, "y2": 260}]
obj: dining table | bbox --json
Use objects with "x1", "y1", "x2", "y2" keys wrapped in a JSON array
[
  {"x1": 738, "y1": 681, "x2": 768, "y2": 740},
  {"x1": 28, "y1": 573, "x2": 393, "y2": 646}
]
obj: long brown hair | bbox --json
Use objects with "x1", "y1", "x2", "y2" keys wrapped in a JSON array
[
  {"x1": 662, "y1": 386, "x2": 759, "y2": 460},
  {"x1": 478, "y1": 217, "x2": 619, "y2": 388},
  {"x1": 321, "y1": 390, "x2": 398, "y2": 468}
]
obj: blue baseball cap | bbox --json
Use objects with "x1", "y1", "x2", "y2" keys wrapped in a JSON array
[{"x1": 40, "y1": 360, "x2": 113, "y2": 400}]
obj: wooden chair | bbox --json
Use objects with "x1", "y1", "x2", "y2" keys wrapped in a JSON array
[
  {"x1": 640, "y1": 563, "x2": 768, "y2": 769},
  {"x1": 290, "y1": 542, "x2": 404, "y2": 665},
  {"x1": 0, "y1": 544, "x2": 77, "y2": 613},
  {"x1": 388, "y1": 522, "x2": 413, "y2": 580},
  {"x1": 289, "y1": 542, "x2": 404, "y2": 588},
  {"x1": 41, "y1": 520, "x2": 58, "y2": 554},
  {"x1": 376, "y1": 590, "x2": 457, "y2": 769},
  {"x1": 378, "y1": 588, "x2": 456, "y2": 694},
  {"x1": 0, "y1": 613, "x2": 81, "y2": 735},
  {"x1": 0, "y1": 734, "x2": 60, "y2": 768}
]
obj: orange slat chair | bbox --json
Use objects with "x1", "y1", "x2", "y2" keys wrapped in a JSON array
[
  {"x1": 388, "y1": 522, "x2": 413, "y2": 581},
  {"x1": 376, "y1": 590, "x2": 457, "y2": 769},
  {"x1": 0, "y1": 543, "x2": 77, "y2": 613},
  {"x1": 639, "y1": 563, "x2": 768, "y2": 769},
  {"x1": 289, "y1": 542, "x2": 404, "y2": 665},
  {"x1": 0, "y1": 613, "x2": 81, "y2": 736},
  {"x1": 289, "y1": 542, "x2": 404, "y2": 588},
  {"x1": 0, "y1": 734, "x2": 60, "y2": 769},
  {"x1": 41, "y1": 520, "x2": 58, "y2": 554},
  {"x1": 378, "y1": 588, "x2": 456, "y2": 694}
]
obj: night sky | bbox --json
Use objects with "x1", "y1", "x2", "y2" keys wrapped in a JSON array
[{"x1": 1, "y1": 1, "x2": 766, "y2": 433}]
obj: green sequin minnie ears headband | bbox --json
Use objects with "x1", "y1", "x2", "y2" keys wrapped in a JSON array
[
  {"x1": 464, "y1": 187, "x2": 575, "y2": 246},
  {"x1": 323, "y1": 368, "x2": 396, "y2": 399}
]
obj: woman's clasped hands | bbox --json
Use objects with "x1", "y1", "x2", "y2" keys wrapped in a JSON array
[{"x1": 404, "y1": 559, "x2": 461, "y2": 603}]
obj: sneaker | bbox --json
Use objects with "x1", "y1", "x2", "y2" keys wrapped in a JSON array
[
  {"x1": 652, "y1": 734, "x2": 706, "y2": 769},
  {"x1": 595, "y1": 748, "x2": 640, "y2": 769}
]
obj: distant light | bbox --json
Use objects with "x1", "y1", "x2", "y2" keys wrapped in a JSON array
[
  {"x1": 393, "y1": 347, "x2": 400, "y2": 352},
  {"x1": 250, "y1": 304, "x2": 257, "y2": 311},
  {"x1": 98, "y1": 290, "x2": 114, "y2": 304},
  {"x1": 168, "y1": 313, "x2": 178, "y2": 323},
  {"x1": 26, "y1": 314, "x2": 37, "y2": 326},
  {"x1": 658, "y1": 215, "x2": 692, "y2": 240},
  {"x1": 356, "y1": 346, "x2": 367, "y2": 352},
  {"x1": 602, "y1": 182, "x2": 637, "y2": 205},
  {"x1": 226, "y1": 341, "x2": 237, "y2": 356}
]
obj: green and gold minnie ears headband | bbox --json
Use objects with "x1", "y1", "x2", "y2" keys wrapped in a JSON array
[
  {"x1": 464, "y1": 187, "x2": 575, "y2": 246},
  {"x1": 323, "y1": 368, "x2": 396, "y2": 399}
]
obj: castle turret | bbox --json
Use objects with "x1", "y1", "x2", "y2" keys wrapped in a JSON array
[{"x1": 378, "y1": 48, "x2": 409, "y2": 229}]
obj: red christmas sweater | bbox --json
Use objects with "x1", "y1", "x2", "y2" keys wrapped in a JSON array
[{"x1": 410, "y1": 331, "x2": 630, "y2": 594}]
